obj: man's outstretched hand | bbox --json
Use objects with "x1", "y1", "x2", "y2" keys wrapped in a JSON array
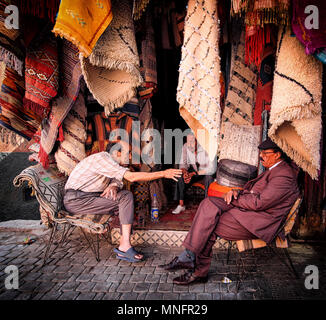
[
  {"x1": 164, "y1": 169, "x2": 183, "y2": 181},
  {"x1": 223, "y1": 190, "x2": 239, "y2": 205}
]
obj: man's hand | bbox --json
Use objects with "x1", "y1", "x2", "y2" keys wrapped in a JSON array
[
  {"x1": 223, "y1": 190, "x2": 239, "y2": 205},
  {"x1": 101, "y1": 185, "x2": 119, "y2": 201},
  {"x1": 164, "y1": 169, "x2": 183, "y2": 182},
  {"x1": 184, "y1": 171, "x2": 196, "y2": 184}
]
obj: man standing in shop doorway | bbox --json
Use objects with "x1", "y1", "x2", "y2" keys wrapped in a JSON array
[{"x1": 172, "y1": 132, "x2": 216, "y2": 214}]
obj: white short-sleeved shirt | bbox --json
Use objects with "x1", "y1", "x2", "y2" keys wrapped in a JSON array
[{"x1": 64, "y1": 152, "x2": 129, "y2": 192}]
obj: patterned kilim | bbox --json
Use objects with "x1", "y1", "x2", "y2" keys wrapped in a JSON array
[
  {"x1": 220, "y1": 31, "x2": 258, "y2": 139},
  {"x1": 269, "y1": 27, "x2": 323, "y2": 180},
  {"x1": 54, "y1": 90, "x2": 87, "y2": 176},
  {"x1": 85, "y1": 110, "x2": 139, "y2": 157},
  {"x1": 81, "y1": 0, "x2": 143, "y2": 115},
  {"x1": 24, "y1": 31, "x2": 59, "y2": 119},
  {"x1": 13, "y1": 164, "x2": 67, "y2": 227},
  {"x1": 177, "y1": 0, "x2": 221, "y2": 161},
  {"x1": 39, "y1": 39, "x2": 83, "y2": 169},
  {"x1": 138, "y1": 11, "x2": 157, "y2": 99},
  {"x1": 219, "y1": 122, "x2": 261, "y2": 167},
  {"x1": 53, "y1": 0, "x2": 113, "y2": 58},
  {"x1": 0, "y1": 64, "x2": 41, "y2": 140},
  {"x1": 132, "y1": 181, "x2": 150, "y2": 218},
  {"x1": 0, "y1": 0, "x2": 24, "y2": 76}
]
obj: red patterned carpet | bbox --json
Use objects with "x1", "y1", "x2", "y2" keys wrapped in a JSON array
[{"x1": 136, "y1": 200, "x2": 201, "y2": 231}]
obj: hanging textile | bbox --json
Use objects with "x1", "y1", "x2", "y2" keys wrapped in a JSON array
[
  {"x1": 53, "y1": 0, "x2": 113, "y2": 58},
  {"x1": 24, "y1": 29, "x2": 59, "y2": 119},
  {"x1": 17, "y1": 0, "x2": 60, "y2": 24},
  {"x1": 219, "y1": 122, "x2": 261, "y2": 167},
  {"x1": 0, "y1": 0, "x2": 24, "y2": 76},
  {"x1": 39, "y1": 40, "x2": 83, "y2": 169},
  {"x1": 133, "y1": 0, "x2": 151, "y2": 20},
  {"x1": 220, "y1": 30, "x2": 258, "y2": 138},
  {"x1": 85, "y1": 103, "x2": 140, "y2": 158},
  {"x1": 269, "y1": 27, "x2": 323, "y2": 180},
  {"x1": 292, "y1": 0, "x2": 326, "y2": 55},
  {"x1": 0, "y1": 64, "x2": 41, "y2": 140},
  {"x1": 177, "y1": 0, "x2": 221, "y2": 161},
  {"x1": 81, "y1": 0, "x2": 143, "y2": 116},
  {"x1": 231, "y1": 0, "x2": 291, "y2": 26},
  {"x1": 138, "y1": 10, "x2": 157, "y2": 100},
  {"x1": 54, "y1": 90, "x2": 87, "y2": 176},
  {"x1": 253, "y1": 39, "x2": 276, "y2": 125}
]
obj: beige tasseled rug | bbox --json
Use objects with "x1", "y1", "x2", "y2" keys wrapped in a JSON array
[
  {"x1": 269, "y1": 26, "x2": 323, "y2": 180},
  {"x1": 176, "y1": 0, "x2": 221, "y2": 161}
]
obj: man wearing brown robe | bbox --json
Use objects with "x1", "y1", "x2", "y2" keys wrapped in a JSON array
[{"x1": 160, "y1": 138, "x2": 300, "y2": 285}]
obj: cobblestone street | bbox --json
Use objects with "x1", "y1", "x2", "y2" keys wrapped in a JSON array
[{"x1": 0, "y1": 228, "x2": 325, "y2": 300}]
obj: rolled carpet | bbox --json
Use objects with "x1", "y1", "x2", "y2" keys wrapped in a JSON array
[
  {"x1": 54, "y1": 90, "x2": 87, "y2": 176},
  {"x1": 269, "y1": 26, "x2": 323, "y2": 180},
  {"x1": 81, "y1": 0, "x2": 143, "y2": 116}
]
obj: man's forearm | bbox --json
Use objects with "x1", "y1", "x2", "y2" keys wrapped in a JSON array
[{"x1": 124, "y1": 171, "x2": 164, "y2": 183}]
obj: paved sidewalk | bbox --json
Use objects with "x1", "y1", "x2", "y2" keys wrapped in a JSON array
[{"x1": 0, "y1": 228, "x2": 325, "y2": 300}]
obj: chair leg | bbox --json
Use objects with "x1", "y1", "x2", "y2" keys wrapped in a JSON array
[
  {"x1": 80, "y1": 228, "x2": 101, "y2": 262},
  {"x1": 283, "y1": 248, "x2": 299, "y2": 279},
  {"x1": 43, "y1": 222, "x2": 58, "y2": 265},
  {"x1": 227, "y1": 241, "x2": 232, "y2": 264},
  {"x1": 267, "y1": 245, "x2": 299, "y2": 279}
]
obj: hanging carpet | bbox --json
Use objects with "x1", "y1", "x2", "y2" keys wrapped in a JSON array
[
  {"x1": 39, "y1": 39, "x2": 83, "y2": 169},
  {"x1": 269, "y1": 27, "x2": 323, "y2": 180},
  {"x1": 53, "y1": 0, "x2": 113, "y2": 58},
  {"x1": 24, "y1": 28, "x2": 59, "y2": 119},
  {"x1": 0, "y1": 0, "x2": 24, "y2": 76},
  {"x1": 220, "y1": 30, "x2": 258, "y2": 139},
  {"x1": 81, "y1": 0, "x2": 143, "y2": 116},
  {"x1": 177, "y1": 0, "x2": 221, "y2": 161}
]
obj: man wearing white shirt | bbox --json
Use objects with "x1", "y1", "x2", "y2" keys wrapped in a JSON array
[{"x1": 172, "y1": 133, "x2": 216, "y2": 214}]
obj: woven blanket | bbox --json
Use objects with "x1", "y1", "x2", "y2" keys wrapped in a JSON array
[
  {"x1": 292, "y1": 0, "x2": 326, "y2": 55},
  {"x1": 138, "y1": 10, "x2": 157, "y2": 99},
  {"x1": 39, "y1": 39, "x2": 82, "y2": 169},
  {"x1": 13, "y1": 163, "x2": 67, "y2": 227},
  {"x1": 53, "y1": 0, "x2": 113, "y2": 58},
  {"x1": 24, "y1": 30, "x2": 59, "y2": 119},
  {"x1": 177, "y1": 0, "x2": 221, "y2": 161},
  {"x1": 219, "y1": 122, "x2": 261, "y2": 167},
  {"x1": 54, "y1": 90, "x2": 87, "y2": 176},
  {"x1": 231, "y1": 0, "x2": 290, "y2": 26},
  {"x1": 17, "y1": 0, "x2": 60, "y2": 24},
  {"x1": 133, "y1": 0, "x2": 151, "y2": 20},
  {"x1": 221, "y1": 30, "x2": 258, "y2": 137},
  {"x1": 0, "y1": 0, "x2": 24, "y2": 76},
  {"x1": 0, "y1": 64, "x2": 41, "y2": 139},
  {"x1": 81, "y1": 0, "x2": 143, "y2": 116},
  {"x1": 85, "y1": 107, "x2": 139, "y2": 159},
  {"x1": 269, "y1": 27, "x2": 323, "y2": 180}
]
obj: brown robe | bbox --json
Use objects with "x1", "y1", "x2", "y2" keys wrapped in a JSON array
[{"x1": 183, "y1": 161, "x2": 300, "y2": 276}]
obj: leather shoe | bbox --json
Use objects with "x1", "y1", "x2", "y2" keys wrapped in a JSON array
[
  {"x1": 173, "y1": 271, "x2": 208, "y2": 285},
  {"x1": 158, "y1": 257, "x2": 194, "y2": 272}
]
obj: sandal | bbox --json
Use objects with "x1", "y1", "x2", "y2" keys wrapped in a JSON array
[{"x1": 113, "y1": 247, "x2": 144, "y2": 262}]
